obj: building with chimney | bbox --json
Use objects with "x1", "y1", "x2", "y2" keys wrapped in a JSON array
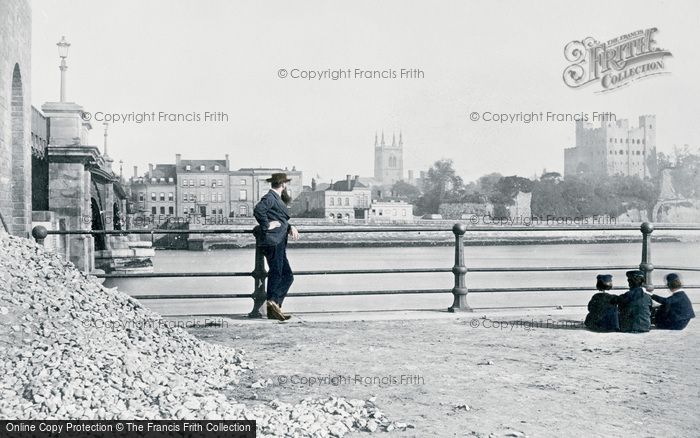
[
  {"x1": 564, "y1": 116, "x2": 658, "y2": 179},
  {"x1": 291, "y1": 174, "x2": 372, "y2": 221},
  {"x1": 374, "y1": 131, "x2": 404, "y2": 185},
  {"x1": 130, "y1": 164, "x2": 177, "y2": 220},
  {"x1": 229, "y1": 167, "x2": 302, "y2": 217},
  {"x1": 175, "y1": 154, "x2": 230, "y2": 220}
]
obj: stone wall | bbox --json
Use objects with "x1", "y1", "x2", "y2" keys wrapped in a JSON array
[{"x1": 0, "y1": 0, "x2": 32, "y2": 236}]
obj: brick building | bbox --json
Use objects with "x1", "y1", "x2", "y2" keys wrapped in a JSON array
[
  {"x1": 175, "y1": 154, "x2": 230, "y2": 220},
  {"x1": 230, "y1": 167, "x2": 302, "y2": 217},
  {"x1": 130, "y1": 164, "x2": 177, "y2": 220}
]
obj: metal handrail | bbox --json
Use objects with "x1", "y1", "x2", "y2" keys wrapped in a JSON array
[{"x1": 31, "y1": 222, "x2": 700, "y2": 316}]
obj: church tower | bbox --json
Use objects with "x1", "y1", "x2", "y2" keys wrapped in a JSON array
[{"x1": 373, "y1": 130, "x2": 404, "y2": 185}]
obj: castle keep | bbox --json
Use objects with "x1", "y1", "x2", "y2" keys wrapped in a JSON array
[{"x1": 564, "y1": 115, "x2": 657, "y2": 179}]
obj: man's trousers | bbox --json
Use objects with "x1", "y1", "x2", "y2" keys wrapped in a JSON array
[{"x1": 262, "y1": 239, "x2": 294, "y2": 305}]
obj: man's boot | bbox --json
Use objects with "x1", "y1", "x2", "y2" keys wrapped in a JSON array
[
  {"x1": 266, "y1": 300, "x2": 288, "y2": 321},
  {"x1": 278, "y1": 304, "x2": 292, "y2": 320}
]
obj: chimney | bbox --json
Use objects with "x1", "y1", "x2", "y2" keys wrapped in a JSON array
[
  {"x1": 346, "y1": 174, "x2": 352, "y2": 190},
  {"x1": 133, "y1": 165, "x2": 138, "y2": 179},
  {"x1": 225, "y1": 154, "x2": 230, "y2": 170},
  {"x1": 311, "y1": 178, "x2": 317, "y2": 191},
  {"x1": 148, "y1": 163, "x2": 154, "y2": 174},
  {"x1": 175, "y1": 154, "x2": 181, "y2": 167}
]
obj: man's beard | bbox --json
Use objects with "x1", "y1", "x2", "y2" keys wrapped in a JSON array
[{"x1": 281, "y1": 188, "x2": 292, "y2": 205}]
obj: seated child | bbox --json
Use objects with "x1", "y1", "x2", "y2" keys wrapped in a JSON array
[
  {"x1": 584, "y1": 274, "x2": 620, "y2": 332},
  {"x1": 651, "y1": 273, "x2": 695, "y2": 330},
  {"x1": 614, "y1": 270, "x2": 652, "y2": 333}
]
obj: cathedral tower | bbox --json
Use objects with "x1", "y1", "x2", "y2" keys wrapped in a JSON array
[{"x1": 373, "y1": 130, "x2": 404, "y2": 185}]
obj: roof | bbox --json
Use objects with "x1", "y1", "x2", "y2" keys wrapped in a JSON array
[
  {"x1": 178, "y1": 160, "x2": 227, "y2": 172},
  {"x1": 149, "y1": 164, "x2": 177, "y2": 179},
  {"x1": 327, "y1": 178, "x2": 367, "y2": 192}
]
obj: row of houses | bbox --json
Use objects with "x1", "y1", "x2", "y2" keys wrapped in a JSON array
[
  {"x1": 129, "y1": 154, "x2": 303, "y2": 222},
  {"x1": 129, "y1": 156, "x2": 415, "y2": 224}
]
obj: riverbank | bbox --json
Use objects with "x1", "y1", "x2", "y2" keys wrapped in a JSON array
[
  {"x1": 181, "y1": 309, "x2": 700, "y2": 437},
  {"x1": 180, "y1": 227, "x2": 696, "y2": 250}
]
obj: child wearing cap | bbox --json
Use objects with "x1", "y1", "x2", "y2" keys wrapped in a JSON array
[
  {"x1": 612, "y1": 270, "x2": 652, "y2": 333},
  {"x1": 651, "y1": 273, "x2": 696, "y2": 330},
  {"x1": 584, "y1": 274, "x2": 620, "y2": 332}
]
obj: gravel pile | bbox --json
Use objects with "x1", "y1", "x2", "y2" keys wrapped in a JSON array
[{"x1": 0, "y1": 234, "x2": 401, "y2": 436}]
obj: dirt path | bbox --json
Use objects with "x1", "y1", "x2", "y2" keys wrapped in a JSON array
[{"x1": 184, "y1": 311, "x2": 699, "y2": 437}]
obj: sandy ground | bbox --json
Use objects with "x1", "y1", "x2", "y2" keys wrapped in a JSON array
[{"x1": 179, "y1": 309, "x2": 700, "y2": 438}]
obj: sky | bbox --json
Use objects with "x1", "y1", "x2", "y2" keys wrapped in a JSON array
[{"x1": 30, "y1": 0, "x2": 700, "y2": 185}]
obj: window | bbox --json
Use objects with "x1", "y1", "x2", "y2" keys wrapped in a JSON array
[
  {"x1": 200, "y1": 165, "x2": 205, "y2": 171},
  {"x1": 217, "y1": 179, "x2": 223, "y2": 187},
  {"x1": 159, "y1": 193, "x2": 165, "y2": 201},
  {"x1": 218, "y1": 193, "x2": 223, "y2": 202},
  {"x1": 151, "y1": 192, "x2": 156, "y2": 201},
  {"x1": 168, "y1": 177, "x2": 174, "y2": 183},
  {"x1": 239, "y1": 205, "x2": 248, "y2": 216},
  {"x1": 214, "y1": 165, "x2": 220, "y2": 171},
  {"x1": 139, "y1": 193, "x2": 144, "y2": 202},
  {"x1": 211, "y1": 193, "x2": 216, "y2": 202},
  {"x1": 185, "y1": 165, "x2": 191, "y2": 171},
  {"x1": 190, "y1": 194, "x2": 196, "y2": 202},
  {"x1": 393, "y1": 210, "x2": 397, "y2": 216},
  {"x1": 151, "y1": 207, "x2": 156, "y2": 215},
  {"x1": 199, "y1": 194, "x2": 205, "y2": 202},
  {"x1": 159, "y1": 177, "x2": 165, "y2": 183},
  {"x1": 182, "y1": 179, "x2": 187, "y2": 187},
  {"x1": 200, "y1": 179, "x2": 205, "y2": 186},
  {"x1": 168, "y1": 193, "x2": 173, "y2": 201},
  {"x1": 402, "y1": 210, "x2": 406, "y2": 216},
  {"x1": 189, "y1": 179, "x2": 194, "y2": 187},
  {"x1": 151, "y1": 178, "x2": 156, "y2": 184},
  {"x1": 337, "y1": 198, "x2": 342, "y2": 205},
  {"x1": 184, "y1": 208, "x2": 188, "y2": 215},
  {"x1": 183, "y1": 193, "x2": 188, "y2": 202},
  {"x1": 330, "y1": 198, "x2": 334, "y2": 206},
  {"x1": 619, "y1": 150, "x2": 624, "y2": 155},
  {"x1": 218, "y1": 209, "x2": 223, "y2": 215},
  {"x1": 240, "y1": 179, "x2": 247, "y2": 185},
  {"x1": 239, "y1": 189, "x2": 247, "y2": 201},
  {"x1": 345, "y1": 198, "x2": 349, "y2": 206}
]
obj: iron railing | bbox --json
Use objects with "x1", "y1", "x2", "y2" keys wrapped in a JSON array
[{"x1": 31, "y1": 222, "x2": 700, "y2": 317}]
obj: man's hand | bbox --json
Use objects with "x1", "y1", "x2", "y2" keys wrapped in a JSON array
[
  {"x1": 289, "y1": 226, "x2": 300, "y2": 241},
  {"x1": 268, "y1": 220, "x2": 281, "y2": 231}
]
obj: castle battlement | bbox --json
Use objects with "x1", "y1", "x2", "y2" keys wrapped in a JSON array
[{"x1": 565, "y1": 115, "x2": 657, "y2": 179}]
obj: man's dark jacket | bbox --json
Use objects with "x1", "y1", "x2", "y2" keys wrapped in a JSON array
[
  {"x1": 613, "y1": 287, "x2": 652, "y2": 332},
  {"x1": 585, "y1": 292, "x2": 620, "y2": 332},
  {"x1": 652, "y1": 291, "x2": 695, "y2": 330},
  {"x1": 253, "y1": 189, "x2": 290, "y2": 246}
]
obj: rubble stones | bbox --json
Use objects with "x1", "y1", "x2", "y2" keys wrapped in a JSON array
[{"x1": 0, "y1": 235, "x2": 404, "y2": 436}]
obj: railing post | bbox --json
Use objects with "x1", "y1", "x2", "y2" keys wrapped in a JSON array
[
  {"x1": 639, "y1": 222, "x2": 654, "y2": 291},
  {"x1": 32, "y1": 225, "x2": 48, "y2": 246},
  {"x1": 448, "y1": 223, "x2": 471, "y2": 312},
  {"x1": 248, "y1": 233, "x2": 268, "y2": 318}
]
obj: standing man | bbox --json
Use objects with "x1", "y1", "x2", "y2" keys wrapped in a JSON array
[{"x1": 253, "y1": 173, "x2": 300, "y2": 321}]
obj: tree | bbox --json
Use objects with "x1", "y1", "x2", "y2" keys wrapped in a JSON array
[
  {"x1": 390, "y1": 181, "x2": 421, "y2": 202},
  {"x1": 415, "y1": 159, "x2": 464, "y2": 214}
]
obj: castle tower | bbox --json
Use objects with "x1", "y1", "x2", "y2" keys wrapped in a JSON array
[{"x1": 373, "y1": 130, "x2": 404, "y2": 185}]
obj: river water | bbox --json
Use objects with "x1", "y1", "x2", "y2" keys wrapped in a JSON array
[{"x1": 111, "y1": 242, "x2": 700, "y2": 316}]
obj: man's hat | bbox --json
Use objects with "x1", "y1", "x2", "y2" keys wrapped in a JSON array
[
  {"x1": 596, "y1": 274, "x2": 613, "y2": 283},
  {"x1": 266, "y1": 173, "x2": 292, "y2": 184},
  {"x1": 665, "y1": 273, "x2": 681, "y2": 284},
  {"x1": 626, "y1": 270, "x2": 646, "y2": 280}
]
